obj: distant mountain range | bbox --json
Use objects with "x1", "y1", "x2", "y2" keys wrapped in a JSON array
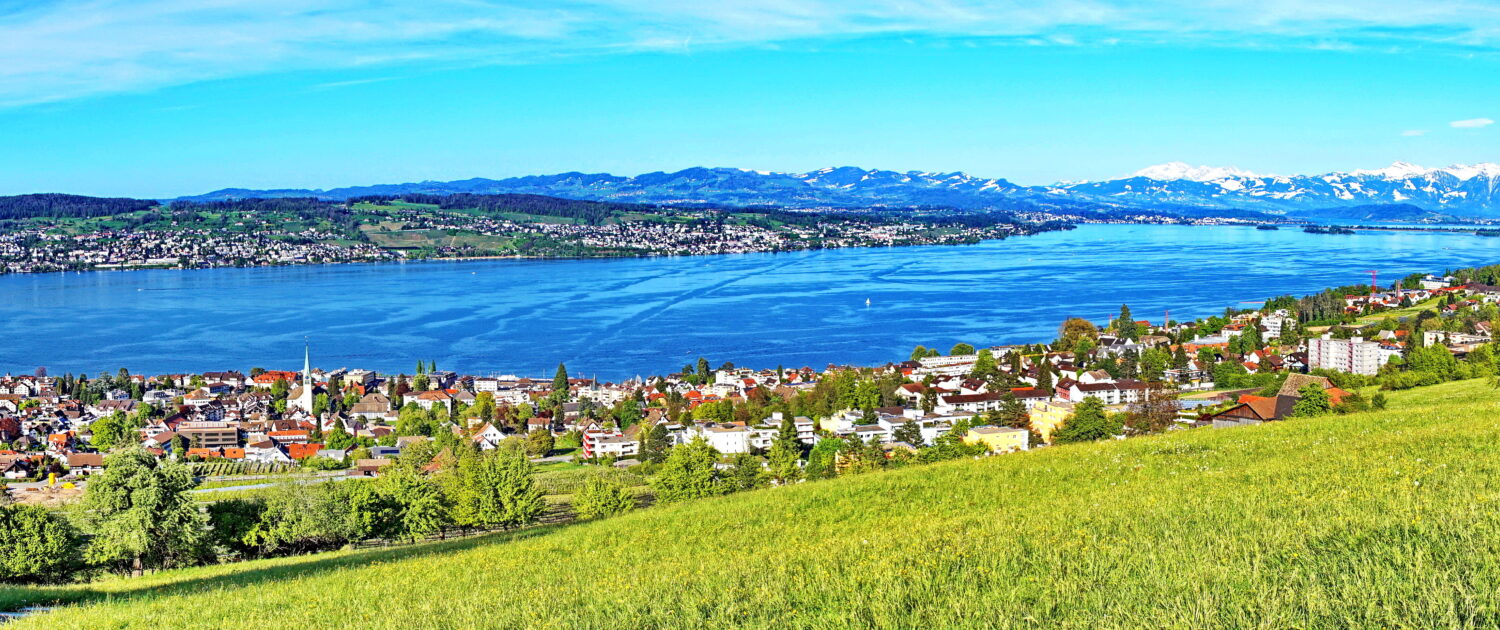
[
  {"x1": 177, "y1": 161, "x2": 1500, "y2": 221},
  {"x1": 1043, "y1": 161, "x2": 1500, "y2": 219}
]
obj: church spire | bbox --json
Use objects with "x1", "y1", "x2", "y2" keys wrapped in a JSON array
[{"x1": 293, "y1": 338, "x2": 316, "y2": 414}]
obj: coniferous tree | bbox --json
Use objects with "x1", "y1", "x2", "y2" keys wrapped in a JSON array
[
  {"x1": 1171, "y1": 344, "x2": 1190, "y2": 370},
  {"x1": 639, "y1": 422, "x2": 672, "y2": 464},
  {"x1": 1114, "y1": 305, "x2": 1139, "y2": 340},
  {"x1": 768, "y1": 415, "x2": 803, "y2": 483},
  {"x1": 892, "y1": 420, "x2": 924, "y2": 446},
  {"x1": 997, "y1": 392, "x2": 1029, "y2": 430},
  {"x1": 552, "y1": 363, "x2": 570, "y2": 398}
]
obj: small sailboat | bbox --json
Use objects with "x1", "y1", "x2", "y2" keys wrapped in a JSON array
[{"x1": 865, "y1": 298, "x2": 871, "y2": 306}]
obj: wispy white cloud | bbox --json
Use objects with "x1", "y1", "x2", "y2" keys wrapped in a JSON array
[
  {"x1": 1450, "y1": 118, "x2": 1495, "y2": 128},
  {"x1": 5, "y1": 0, "x2": 1500, "y2": 106},
  {"x1": 1400, "y1": 129, "x2": 1428, "y2": 136},
  {"x1": 312, "y1": 76, "x2": 400, "y2": 90}
]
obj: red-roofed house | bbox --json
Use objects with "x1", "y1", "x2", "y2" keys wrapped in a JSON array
[{"x1": 285, "y1": 443, "x2": 325, "y2": 460}]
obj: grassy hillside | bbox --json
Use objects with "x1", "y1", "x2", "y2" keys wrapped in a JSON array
[{"x1": 7, "y1": 380, "x2": 1500, "y2": 628}]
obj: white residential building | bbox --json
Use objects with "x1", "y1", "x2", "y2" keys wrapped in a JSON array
[
  {"x1": 1306, "y1": 334, "x2": 1387, "y2": 376},
  {"x1": 1261, "y1": 314, "x2": 1293, "y2": 340},
  {"x1": 590, "y1": 434, "x2": 639, "y2": 458},
  {"x1": 1423, "y1": 330, "x2": 1492, "y2": 347},
  {"x1": 1419, "y1": 274, "x2": 1454, "y2": 290},
  {"x1": 913, "y1": 354, "x2": 978, "y2": 377},
  {"x1": 698, "y1": 424, "x2": 751, "y2": 454},
  {"x1": 757, "y1": 413, "x2": 817, "y2": 444}
]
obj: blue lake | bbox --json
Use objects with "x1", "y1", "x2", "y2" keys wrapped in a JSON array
[{"x1": 3, "y1": 224, "x2": 1498, "y2": 380}]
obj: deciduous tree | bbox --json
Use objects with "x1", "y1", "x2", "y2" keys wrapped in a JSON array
[
  {"x1": 80, "y1": 448, "x2": 207, "y2": 575},
  {"x1": 524, "y1": 430, "x2": 555, "y2": 458},
  {"x1": 1127, "y1": 382, "x2": 1180, "y2": 434},
  {"x1": 1291, "y1": 384, "x2": 1332, "y2": 417},
  {"x1": 0, "y1": 504, "x2": 81, "y2": 584},
  {"x1": 652, "y1": 438, "x2": 726, "y2": 502},
  {"x1": 1051, "y1": 397, "x2": 1120, "y2": 444}
]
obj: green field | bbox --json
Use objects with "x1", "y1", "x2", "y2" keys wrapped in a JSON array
[
  {"x1": 1305, "y1": 296, "x2": 1444, "y2": 333},
  {"x1": 6, "y1": 379, "x2": 1500, "y2": 628},
  {"x1": 362, "y1": 228, "x2": 515, "y2": 252}
]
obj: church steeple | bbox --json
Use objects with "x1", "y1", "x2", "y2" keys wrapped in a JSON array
[{"x1": 293, "y1": 339, "x2": 316, "y2": 415}]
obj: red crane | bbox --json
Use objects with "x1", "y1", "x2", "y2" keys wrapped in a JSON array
[{"x1": 1367, "y1": 269, "x2": 1379, "y2": 293}]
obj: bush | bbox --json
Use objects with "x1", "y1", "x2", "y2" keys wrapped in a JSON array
[
  {"x1": 206, "y1": 498, "x2": 269, "y2": 560},
  {"x1": 301, "y1": 456, "x2": 348, "y2": 471},
  {"x1": 572, "y1": 476, "x2": 635, "y2": 520},
  {"x1": 534, "y1": 467, "x2": 644, "y2": 496},
  {"x1": 0, "y1": 504, "x2": 82, "y2": 584}
]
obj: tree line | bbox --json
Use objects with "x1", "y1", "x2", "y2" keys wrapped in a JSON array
[
  {"x1": 352, "y1": 193, "x2": 658, "y2": 226},
  {"x1": 0, "y1": 439, "x2": 554, "y2": 584},
  {"x1": 0, "y1": 193, "x2": 157, "y2": 220}
]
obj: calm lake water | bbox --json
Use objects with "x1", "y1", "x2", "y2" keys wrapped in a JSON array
[{"x1": 3, "y1": 224, "x2": 1499, "y2": 380}]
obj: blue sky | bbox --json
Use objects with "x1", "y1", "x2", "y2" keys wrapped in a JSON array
[{"x1": 1, "y1": 0, "x2": 1498, "y2": 198}]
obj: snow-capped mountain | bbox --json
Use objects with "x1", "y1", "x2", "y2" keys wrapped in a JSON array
[
  {"x1": 177, "y1": 161, "x2": 1500, "y2": 219},
  {"x1": 1053, "y1": 161, "x2": 1500, "y2": 216},
  {"x1": 1128, "y1": 162, "x2": 1264, "y2": 182}
]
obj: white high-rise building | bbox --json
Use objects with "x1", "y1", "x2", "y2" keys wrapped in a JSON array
[
  {"x1": 1261, "y1": 314, "x2": 1293, "y2": 340},
  {"x1": 1306, "y1": 334, "x2": 1385, "y2": 376}
]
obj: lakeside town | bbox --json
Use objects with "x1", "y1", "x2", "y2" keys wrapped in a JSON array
[
  {"x1": 1, "y1": 259, "x2": 1499, "y2": 591},
  {"x1": 4, "y1": 267, "x2": 1496, "y2": 491},
  {"x1": 0, "y1": 194, "x2": 1068, "y2": 274}
]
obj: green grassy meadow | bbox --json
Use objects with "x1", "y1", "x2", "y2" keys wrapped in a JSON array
[{"x1": 6, "y1": 379, "x2": 1500, "y2": 628}]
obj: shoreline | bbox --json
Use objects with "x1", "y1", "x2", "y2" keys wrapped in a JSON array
[
  {"x1": 0, "y1": 224, "x2": 1070, "y2": 277},
  {"x1": 5, "y1": 224, "x2": 1495, "y2": 380}
]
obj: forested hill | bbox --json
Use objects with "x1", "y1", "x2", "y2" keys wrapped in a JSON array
[
  {"x1": 0, "y1": 192, "x2": 672, "y2": 226},
  {"x1": 0, "y1": 191, "x2": 1038, "y2": 227},
  {"x1": 0, "y1": 194, "x2": 157, "y2": 220},
  {"x1": 349, "y1": 193, "x2": 663, "y2": 226}
]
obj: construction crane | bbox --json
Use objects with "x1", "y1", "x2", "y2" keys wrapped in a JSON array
[{"x1": 1367, "y1": 269, "x2": 1379, "y2": 293}]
